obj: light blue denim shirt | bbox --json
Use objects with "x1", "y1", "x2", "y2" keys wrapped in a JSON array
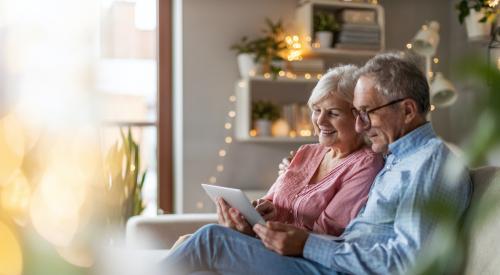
[{"x1": 303, "y1": 122, "x2": 472, "y2": 274}]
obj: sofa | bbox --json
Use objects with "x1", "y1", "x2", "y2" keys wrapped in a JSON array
[{"x1": 126, "y1": 166, "x2": 500, "y2": 274}]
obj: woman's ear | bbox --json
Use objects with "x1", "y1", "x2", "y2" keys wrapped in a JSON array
[{"x1": 402, "y1": 99, "x2": 418, "y2": 124}]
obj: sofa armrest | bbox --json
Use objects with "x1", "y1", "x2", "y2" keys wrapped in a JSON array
[{"x1": 126, "y1": 214, "x2": 218, "y2": 249}]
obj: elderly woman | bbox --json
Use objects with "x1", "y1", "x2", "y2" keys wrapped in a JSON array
[{"x1": 217, "y1": 65, "x2": 384, "y2": 237}]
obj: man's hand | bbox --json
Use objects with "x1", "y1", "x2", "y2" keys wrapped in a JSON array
[
  {"x1": 278, "y1": 150, "x2": 295, "y2": 176},
  {"x1": 252, "y1": 199, "x2": 277, "y2": 221},
  {"x1": 216, "y1": 198, "x2": 255, "y2": 236},
  {"x1": 253, "y1": 222, "x2": 309, "y2": 256}
]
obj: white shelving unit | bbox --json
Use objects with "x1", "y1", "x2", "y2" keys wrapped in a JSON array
[
  {"x1": 235, "y1": 77, "x2": 318, "y2": 143},
  {"x1": 296, "y1": 0, "x2": 385, "y2": 55},
  {"x1": 233, "y1": 1, "x2": 385, "y2": 143}
]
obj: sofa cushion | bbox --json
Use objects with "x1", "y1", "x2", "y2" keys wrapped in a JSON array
[{"x1": 465, "y1": 166, "x2": 500, "y2": 274}]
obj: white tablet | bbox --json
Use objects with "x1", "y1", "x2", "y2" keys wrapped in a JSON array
[{"x1": 201, "y1": 184, "x2": 265, "y2": 226}]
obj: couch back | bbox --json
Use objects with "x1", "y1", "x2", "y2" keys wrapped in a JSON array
[{"x1": 465, "y1": 166, "x2": 500, "y2": 274}]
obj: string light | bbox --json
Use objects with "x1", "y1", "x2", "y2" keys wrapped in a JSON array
[
  {"x1": 305, "y1": 73, "x2": 311, "y2": 79},
  {"x1": 279, "y1": 70, "x2": 286, "y2": 77},
  {"x1": 238, "y1": 81, "x2": 246, "y2": 88},
  {"x1": 228, "y1": 111, "x2": 236, "y2": 118},
  {"x1": 209, "y1": 176, "x2": 217, "y2": 184},
  {"x1": 430, "y1": 104, "x2": 436, "y2": 111},
  {"x1": 224, "y1": 123, "x2": 232, "y2": 130},
  {"x1": 263, "y1": 73, "x2": 271, "y2": 79},
  {"x1": 433, "y1": 57, "x2": 439, "y2": 64},
  {"x1": 229, "y1": 95, "x2": 236, "y2": 102},
  {"x1": 316, "y1": 74, "x2": 323, "y2": 79},
  {"x1": 216, "y1": 165, "x2": 224, "y2": 172},
  {"x1": 218, "y1": 149, "x2": 226, "y2": 157},
  {"x1": 225, "y1": 136, "x2": 232, "y2": 144},
  {"x1": 406, "y1": 43, "x2": 413, "y2": 49}
]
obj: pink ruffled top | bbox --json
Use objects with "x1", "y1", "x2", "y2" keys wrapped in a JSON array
[{"x1": 263, "y1": 144, "x2": 383, "y2": 236}]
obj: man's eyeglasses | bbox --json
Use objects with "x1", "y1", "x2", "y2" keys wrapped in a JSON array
[{"x1": 351, "y1": 98, "x2": 408, "y2": 128}]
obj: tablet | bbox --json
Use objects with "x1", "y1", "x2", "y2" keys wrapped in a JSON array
[{"x1": 201, "y1": 184, "x2": 265, "y2": 226}]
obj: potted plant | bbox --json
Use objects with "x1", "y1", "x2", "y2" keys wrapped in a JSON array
[
  {"x1": 230, "y1": 36, "x2": 258, "y2": 78},
  {"x1": 253, "y1": 18, "x2": 288, "y2": 77},
  {"x1": 252, "y1": 100, "x2": 280, "y2": 136},
  {"x1": 456, "y1": 0, "x2": 499, "y2": 41},
  {"x1": 314, "y1": 11, "x2": 339, "y2": 48}
]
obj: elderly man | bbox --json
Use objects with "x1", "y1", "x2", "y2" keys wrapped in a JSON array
[{"x1": 163, "y1": 53, "x2": 472, "y2": 275}]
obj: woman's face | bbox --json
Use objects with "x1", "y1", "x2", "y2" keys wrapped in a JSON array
[{"x1": 311, "y1": 93, "x2": 360, "y2": 150}]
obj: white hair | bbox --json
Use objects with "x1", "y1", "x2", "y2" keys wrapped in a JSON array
[{"x1": 307, "y1": 64, "x2": 359, "y2": 108}]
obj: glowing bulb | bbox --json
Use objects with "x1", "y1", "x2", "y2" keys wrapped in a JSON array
[
  {"x1": 433, "y1": 57, "x2": 439, "y2": 64},
  {"x1": 225, "y1": 123, "x2": 232, "y2": 130},
  {"x1": 218, "y1": 150, "x2": 226, "y2": 157},
  {"x1": 306, "y1": 36, "x2": 312, "y2": 42},
  {"x1": 293, "y1": 35, "x2": 299, "y2": 42},
  {"x1": 225, "y1": 136, "x2": 232, "y2": 144},
  {"x1": 312, "y1": 42, "x2": 320, "y2": 48},
  {"x1": 428, "y1": 71, "x2": 434, "y2": 78},
  {"x1": 238, "y1": 81, "x2": 246, "y2": 88},
  {"x1": 289, "y1": 130, "x2": 297, "y2": 138},
  {"x1": 229, "y1": 95, "x2": 236, "y2": 102},
  {"x1": 317, "y1": 74, "x2": 323, "y2": 79},
  {"x1": 279, "y1": 71, "x2": 285, "y2": 77},
  {"x1": 249, "y1": 129, "x2": 257, "y2": 137},
  {"x1": 299, "y1": 130, "x2": 312, "y2": 137},
  {"x1": 406, "y1": 43, "x2": 412, "y2": 49},
  {"x1": 209, "y1": 176, "x2": 217, "y2": 183},
  {"x1": 264, "y1": 73, "x2": 271, "y2": 79},
  {"x1": 430, "y1": 104, "x2": 436, "y2": 111},
  {"x1": 216, "y1": 165, "x2": 224, "y2": 172},
  {"x1": 249, "y1": 70, "x2": 256, "y2": 77},
  {"x1": 196, "y1": 201, "x2": 204, "y2": 209},
  {"x1": 228, "y1": 111, "x2": 236, "y2": 118},
  {"x1": 130, "y1": 164, "x2": 136, "y2": 172},
  {"x1": 304, "y1": 73, "x2": 311, "y2": 79}
]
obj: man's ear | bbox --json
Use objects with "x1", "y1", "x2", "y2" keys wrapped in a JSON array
[{"x1": 402, "y1": 99, "x2": 418, "y2": 124}]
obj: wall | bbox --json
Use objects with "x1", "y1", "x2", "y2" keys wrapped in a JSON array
[{"x1": 179, "y1": 0, "x2": 490, "y2": 213}]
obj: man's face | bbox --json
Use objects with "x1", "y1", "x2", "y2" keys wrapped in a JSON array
[{"x1": 353, "y1": 76, "x2": 405, "y2": 154}]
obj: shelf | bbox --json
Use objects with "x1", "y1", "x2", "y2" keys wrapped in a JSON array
[
  {"x1": 241, "y1": 75, "x2": 319, "y2": 83},
  {"x1": 306, "y1": 47, "x2": 380, "y2": 57},
  {"x1": 236, "y1": 136, "x2": 317, "y2": 143}
]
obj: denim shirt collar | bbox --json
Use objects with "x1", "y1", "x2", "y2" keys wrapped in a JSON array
[{"x1": 387, "y1": 122, "x2": 436, "y2": 159}]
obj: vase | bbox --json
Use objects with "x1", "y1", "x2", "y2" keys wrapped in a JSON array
[
  {"x1": 465, "y1": 8, "x2": 492, "y2": 42},
  {"x1": 315, "y1": 31, "x2": 333, "y2": 48},
  {"x1": 255, "y1": 119, "x2": 272, "y2": 137},
  {"x1": 237, "y1": 53, "x2": 257, "y2": 78}
]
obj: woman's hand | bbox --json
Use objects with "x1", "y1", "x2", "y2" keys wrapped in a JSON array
[
  {"x1": 252, "y1": 199, "x2": 276, "y2": 221},
  {"x1": 216, "y1": 198, "x2": 255, "y2": 236},
  {"x1": 253, "y1": 222, "x2": 309, "y2": 256},
  {"x1": 278, "y1": 150, "x2": 295, "y2": 176}
]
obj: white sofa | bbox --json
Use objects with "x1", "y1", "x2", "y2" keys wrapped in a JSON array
[{"x1": 126, "y1": 166, "x2": 500, "y2": 274}]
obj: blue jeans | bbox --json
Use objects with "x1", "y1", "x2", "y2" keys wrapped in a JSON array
[{"x1": 162, "y1": 224, "x2": 334, "y2": 275}]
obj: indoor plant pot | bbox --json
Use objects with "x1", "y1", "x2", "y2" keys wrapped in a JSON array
[
  {"x1": 315, "y1": 31, "x2": 333, "y2": 48},
  {"x1": 465, "y1": 8, "x2": 493, "y2": 41}
]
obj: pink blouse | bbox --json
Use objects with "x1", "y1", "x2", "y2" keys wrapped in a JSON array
[{"x1": 263, "y1": 144, "x2": 383, "y2": 236}]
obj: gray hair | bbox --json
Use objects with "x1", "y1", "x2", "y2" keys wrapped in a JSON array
[
  {"x1": 356, "y1": 52, "x2": 430, "y2": 114},
  {"x1": 308, "y1": 64, "x2": 359, "y2": 108}
]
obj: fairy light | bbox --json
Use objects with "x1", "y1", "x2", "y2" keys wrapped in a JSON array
[
  {"x1": 305, "y1": 73, "x2": 311, "y2": 79},
  {"x1": 284, "y1": 34, "x2": 305, "y2": 61},
  {"x1": 279, "y1": 70, "x2": 285, "y2": 77},
  {"x1": 225, "y1": 136, "x2": 232, "y2": 144},
  {"x1": 229, "y1": 95, "x2": 236, "y2": 102},
  {"x1": 289, "y1": 130, "x2": 297, "y2": 138},
  {"x1": 249, "y1": 129, "x2": 257, "y2": 137},
  {"x1": 430, "y1": 104, "x2": 436, "y2": 111},
  {"x1": 238, "y1": 81, "x2": 246, "y2": 88},
  {"x1": 216, "y1": 165, "x2": 224, "y2": 172},
  {"x1": 433, "y1": 57, "x2": 439, "y2": 64},
  {"x1": 264, "y1": 73, "x2": 271, "y2": 79},
  {"x1": 209, "y1": 176, "x2": 217, "y2": 184},
  {"x1": 487, "y1": 0, "x2": 498, "y2": 8},
  {"x1": 224, "y1": 122, "x2": 232, "y2": 130},
  {"x1": 249, "y1": 70, "x2": 256, "y2": 77},
  {"x1": 228, "y1": 111, "x2": 236, "y2": 118},
  {"x1": 406, "y1": 43, "x2": 413, "y2": 49},
  {"x1": 316, "y1": 74, "x2": 323, "y2": 79}
]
